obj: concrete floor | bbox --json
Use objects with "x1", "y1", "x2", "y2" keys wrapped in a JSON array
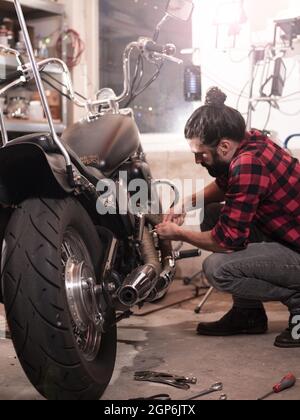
[{"x1": 0, "y1": 284, "x2": 299, "y2": 401}]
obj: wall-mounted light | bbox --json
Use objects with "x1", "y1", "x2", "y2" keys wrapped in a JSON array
[{"x1": 184, "y1": 65, "x2": 202, "y2": 102}]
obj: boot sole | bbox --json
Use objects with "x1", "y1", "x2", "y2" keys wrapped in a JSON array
[
  {"x1": 197, "y1": 328, "x2": 268, "y2": 337},
  {"x1": 274, "y1": 341, "x2": 300, "y2": 349}
]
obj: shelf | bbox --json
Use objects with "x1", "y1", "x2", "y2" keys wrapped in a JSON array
[
  {"x1": 0, "y1": 0, "x2": 65, "y2": 19},
  {"x1": 4, "y1": 118, "x2": 65, "y2": 133},
  {"x1": 0, "y1": 1, "x2": 68, "y2": 132}
]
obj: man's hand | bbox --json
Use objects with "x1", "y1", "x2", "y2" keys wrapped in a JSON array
[
  {"x1": 163, "y1": 204, "x2": 186, "y2": 226},
  {"x1": 155, "y1": 222, "x2": 183, "y2": 241}
]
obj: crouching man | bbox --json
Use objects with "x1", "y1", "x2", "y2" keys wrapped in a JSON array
[{"x1": 156, "y1": 87, "x2": 300, "y2": 348}]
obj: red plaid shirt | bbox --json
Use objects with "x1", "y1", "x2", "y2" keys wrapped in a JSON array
[{"x1": 212, "y1": 130, "x2": 300, "y2": 252}]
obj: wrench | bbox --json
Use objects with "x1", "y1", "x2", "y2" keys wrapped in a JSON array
[{"x1": 187, "y1": 383, "x2": 223, "y2": 400}]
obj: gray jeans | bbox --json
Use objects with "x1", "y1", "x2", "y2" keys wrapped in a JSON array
[{"x1": 201, "y1": 203, "x2": 300, "y2": 314}]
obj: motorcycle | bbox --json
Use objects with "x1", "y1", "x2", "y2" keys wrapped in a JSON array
[{"x1": 0, "y1": 0, "x2": 197, "y2": 400}]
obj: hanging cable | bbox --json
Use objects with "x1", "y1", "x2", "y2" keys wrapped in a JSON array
[
  {"x1": 279, "y1": 91, "x2": 300, "y2": 102},
  {"x1": 278, "y1": 108, "x2": 300, "y2": 117},
  {"x1": 41, "y1": 76, "x2": 72, "y2": 101},
  {"x1": 201, "y1": 68, "x2": 250, "y2": 99},
  {"x1": 236, "y1": 81, "x2": 249, "y2": 110},
  {"x1": 263, "y1": 104, "x2": 272, "y2": 130},
  {"x1": 56, "y1": 29, "x2": 85, "y2": 69},
  {"x1": 131, "y1": 54, "x2": 144, "y2": 93},
  {"x1": 41, "y1": 71, "x2": 87, "y2": 101},
  {"x1": 133, "y1": 62, "x2": 163, "y2": 97},
  {"x1": 124, "y1": 60, "x2": 163, "y2": 108},
  {"x1": 236, "y1": 63, "x2": 260, "y2": 111},
  {"x1": 228, "y1": 50, "x2": 250, "y2": 64},
  {"x1": 123, "y1": 53, "x2": 144, "y2": 107}
]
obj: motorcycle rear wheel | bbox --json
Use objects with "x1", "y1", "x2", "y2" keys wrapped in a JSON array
[{"x1": 2, "y1": 197, "x2": 116, "y2": 400}]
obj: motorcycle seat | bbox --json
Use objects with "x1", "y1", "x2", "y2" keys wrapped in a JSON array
[{"x1": 8, "y1": 133, "x2": 105, "y2": 185}]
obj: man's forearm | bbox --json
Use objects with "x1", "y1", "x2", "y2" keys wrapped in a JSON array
[{"x1": 179, "y1": 229, "x2": 229, "y2": 253}]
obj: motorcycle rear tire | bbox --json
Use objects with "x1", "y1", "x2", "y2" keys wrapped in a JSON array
[{"x1": 2, "y1": 197, "x2": 117, "y2": 400}]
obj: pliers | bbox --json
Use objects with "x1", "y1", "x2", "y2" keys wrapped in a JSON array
[
  {"x1": 130, "y1": 394, "x2": 172, "y2": 401},
  {"x1": 134, "y1": 371, "x2": 197, "y2": 390}
]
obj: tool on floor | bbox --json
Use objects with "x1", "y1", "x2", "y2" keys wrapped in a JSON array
[
  {"x1": 195, "y1": 287, "x2": 214, "y2": 314},
  {"x1": 258, "y1": 373, "x2": 296, "y2": 400},
  {"x1": 130, "y1": 394, "x2": 172, "y2": 401},
  {"x1": 134, "y1": 371, "x2": 197, "y2": 390},
  {"x1": 219, "y1": 394, "x2": 228, "y2": 400},
  {"x1": 187, "y1": 382, "x2": 223, "y2": 400}
]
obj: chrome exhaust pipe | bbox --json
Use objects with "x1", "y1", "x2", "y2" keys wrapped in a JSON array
[
  {"x1": 147, "y1": 259, "x2": 176, "y2": 302},
  {"x1": 118, "y1": 264, "x2": 157, "y2": 307}
]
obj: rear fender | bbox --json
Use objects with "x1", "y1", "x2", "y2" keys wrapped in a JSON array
[{"x1": 0, "y1": 142, "x2": 73, "y2": 205}]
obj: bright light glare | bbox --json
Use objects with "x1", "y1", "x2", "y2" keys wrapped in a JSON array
[{"x1": 214, "y1": 0, "x2": 245, "y2": 25}]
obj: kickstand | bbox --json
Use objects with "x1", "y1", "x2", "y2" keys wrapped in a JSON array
[
  {"x1": 110, "y1": 310, "x2": 133, "y2": 327},
  {"x1": 133, "y1": 286, "x2": 206, "y2": 317}
]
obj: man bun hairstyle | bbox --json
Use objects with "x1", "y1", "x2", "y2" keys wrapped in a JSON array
[
  {"x1": 205, "y1": 87, "x2": 227, "y2": 107},
  {"x1": 185, "y1": 86, "x2": 246, "y2": 147}
]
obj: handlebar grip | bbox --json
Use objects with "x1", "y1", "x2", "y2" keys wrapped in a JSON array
[
  {"x1": 145, "y1": 41, "x2": 165, "y2": 54},
  {"x1": 175, "y1": 249, "x2": 202, "y2": 261},
  {"x1": 0, "y1": 70, "x2": 24, "y2": 86}
]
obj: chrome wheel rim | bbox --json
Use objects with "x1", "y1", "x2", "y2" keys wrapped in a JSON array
[{"x1": 62, "y1": 229, "x2": 103, "y2": 362}]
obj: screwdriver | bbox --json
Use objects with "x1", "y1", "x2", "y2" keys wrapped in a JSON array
[{"x1": 258, "y1": 373, "x2": 296, "y2": 400}]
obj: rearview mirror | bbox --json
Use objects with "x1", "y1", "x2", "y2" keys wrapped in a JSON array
[
  {"x1": 166, "y1": 0, "x2": 194, "y2": 22},
  {"x1": 153, "y1": 0, "x2": 194, "y2": 41}
]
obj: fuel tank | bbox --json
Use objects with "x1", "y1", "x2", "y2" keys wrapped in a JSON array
[{"x1": 62, "y1": 114, "x2": 140, "y2": 176}]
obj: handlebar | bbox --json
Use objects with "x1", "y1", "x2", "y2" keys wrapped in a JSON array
[
  {"x1": 144, "y1": 40, "x2": 176, "y2": 56},
  {"x1": 0, "y1": 37, "x2": 182, "y2": 114},
  {"x1": 142, "y1": 39, "x2": 183, "y2": 65},
  {"x1": 0, "y1": 57, "x2": 87, "y2": 108},
  {"x1": 35, "y1": 58, "x2": 86, "y2": 108},
  {"x1": 95, "y1": 38, "x2": 182, "y2": 106},
  {"x1": 116, "y1": 42, "x2": 139, "y2": 103},
  {"x1": 144, "y1": 41, "x2": 166, "y2": 54}
]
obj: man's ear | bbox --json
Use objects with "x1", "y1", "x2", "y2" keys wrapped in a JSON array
[{"x1": 218, "y1": 139, "x2": 231, "y2": 156}]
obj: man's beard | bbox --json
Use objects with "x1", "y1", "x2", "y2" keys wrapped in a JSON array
[{"x1": 202, "y1": 151, "x2": 230, "y2": 178}]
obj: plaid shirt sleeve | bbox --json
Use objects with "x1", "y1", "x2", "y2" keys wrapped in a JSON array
[{"x1": 211, "y1": 153, "x2": 271, "y2": 250}]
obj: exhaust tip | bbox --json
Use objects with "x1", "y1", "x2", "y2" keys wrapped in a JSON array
[{"x1": 119, "y1": 287, "x2": 139, "y2": 307}]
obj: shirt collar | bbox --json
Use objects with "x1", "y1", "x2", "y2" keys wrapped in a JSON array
[{"x1": 232, "y1": 130, "x2": 265, "y2": 160}]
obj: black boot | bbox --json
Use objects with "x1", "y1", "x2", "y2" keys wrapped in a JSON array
[
  {"x1": 197, "y1": 306, "x2": 268, "y2": 337},
  {"x1": 274, "y1": 314, "x2": 300, "y2": 348}
]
